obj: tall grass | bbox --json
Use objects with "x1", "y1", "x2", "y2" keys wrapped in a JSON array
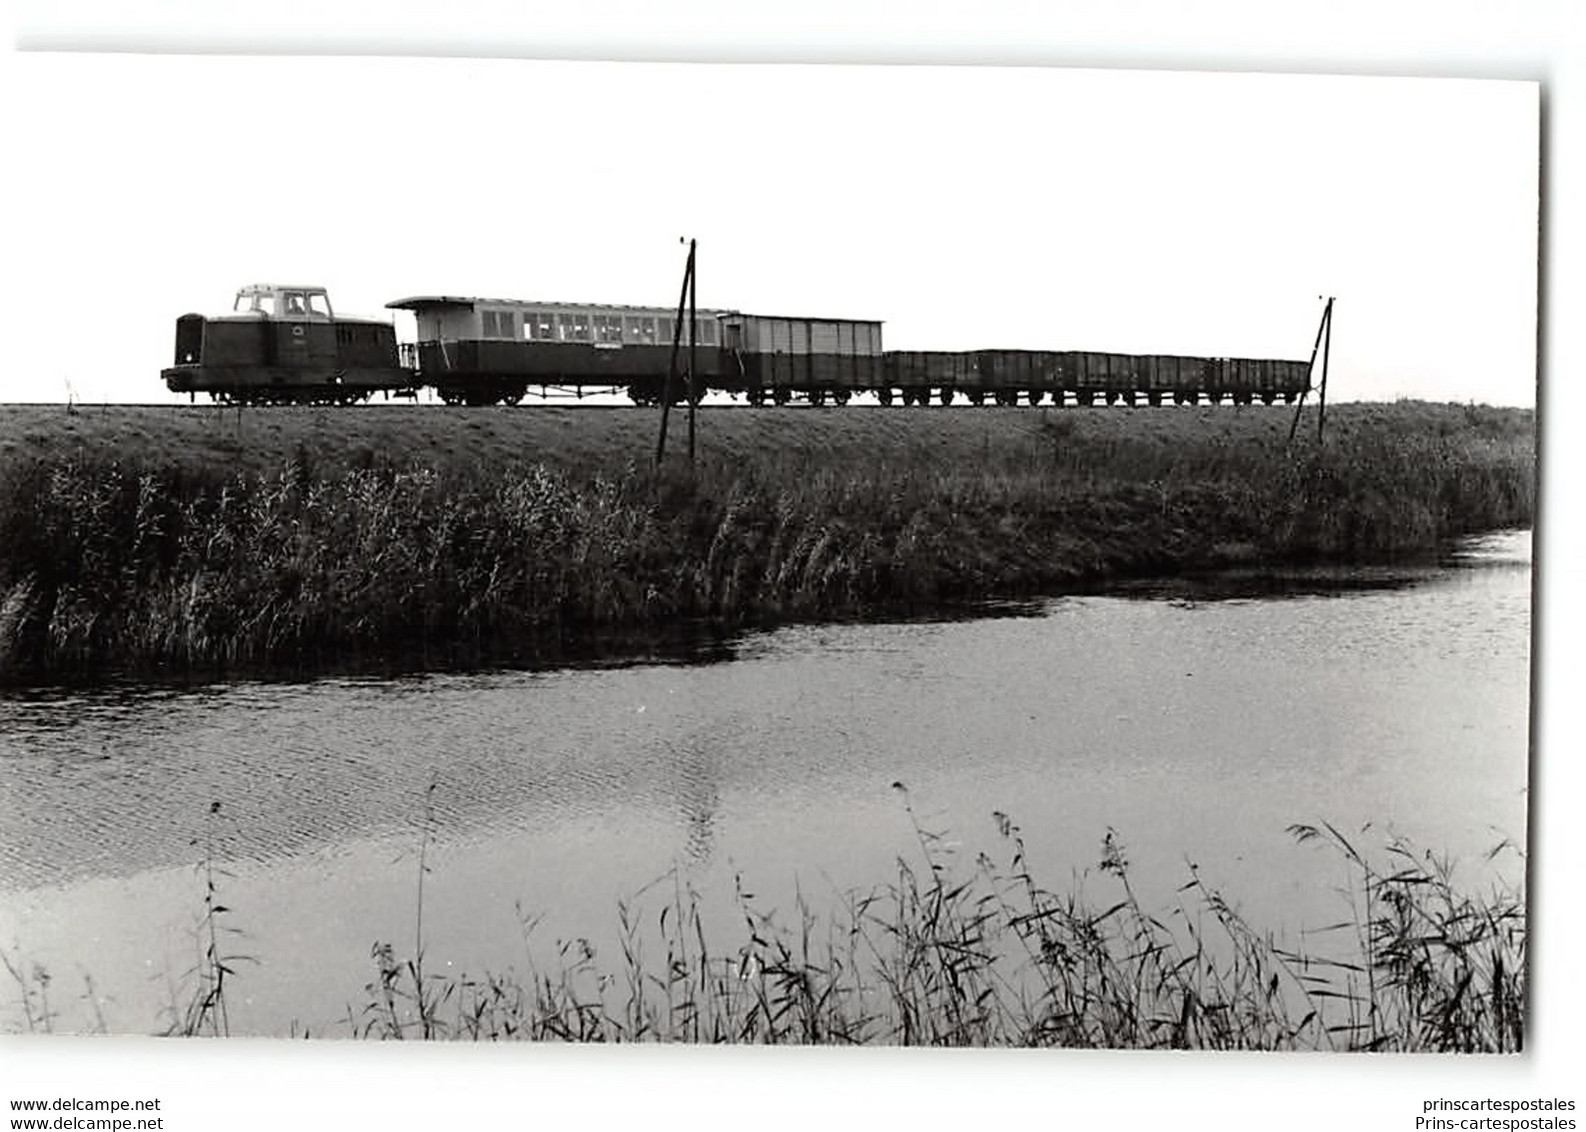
[
  {"x1": 0, "y1": 402, "x2": 1534, "y2": 680},
  {"x1": 343, "y1": 793, "x2": 1525, "y2": 1050}
]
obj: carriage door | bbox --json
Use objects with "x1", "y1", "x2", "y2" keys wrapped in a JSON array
[{"x1": 722, "y1": 319, "x2": 747, "y2": 386}]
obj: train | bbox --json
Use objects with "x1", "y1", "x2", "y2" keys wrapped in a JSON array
[{"x1": 161, "y1": 284, "x2": 1315, "y2": 408}]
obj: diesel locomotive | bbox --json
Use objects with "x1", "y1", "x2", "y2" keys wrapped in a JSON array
[
  {"x1": 162, "y1": 284, "x2": 1313, "y2": 408},
  {"x1": 161, "y1": 285, "x2": 416, "y2": 406}
]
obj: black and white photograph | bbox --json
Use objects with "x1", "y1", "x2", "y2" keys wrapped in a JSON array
[{"x1": 0, "y1": 3, "x2": 1578, "y2": 1126}]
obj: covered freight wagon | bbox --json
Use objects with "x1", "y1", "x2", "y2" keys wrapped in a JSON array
[{"x1": 723, "y1": 313, "x2": 886, "y2": 405}]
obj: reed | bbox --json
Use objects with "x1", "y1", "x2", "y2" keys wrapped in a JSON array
[
  {"x1": 345, "y1": 793, "x2": 1524, "y2": 1050},
  {"x1": 164, "y1": 801, "x2": 256, "y2": 1038},
  {"x1": 0, "y1": 401, "x2": 1533, "y2": 680}
]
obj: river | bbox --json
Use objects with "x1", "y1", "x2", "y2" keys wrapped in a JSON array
[{"x1": 0, "y1": 530, "x2": 1531, "y2": 1037}]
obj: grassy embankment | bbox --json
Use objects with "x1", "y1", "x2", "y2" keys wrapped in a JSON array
[{"x1": 0, "y1": 400, "x2": 1534, "y2": 680}]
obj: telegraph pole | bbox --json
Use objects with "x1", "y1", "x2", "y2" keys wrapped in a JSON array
[
  {"x1": 1316, "y1": 297, "x2": 1333, "y2": 444},
  {"x1": 688, "y1": 239, "x2": 698, "y2": 464},
  {"x1": 1288, "y1": 296, "x2": 1336, "y2": 444},
  {"x1": 656, "y1": 238, "x2": 697, "y2": 467}
]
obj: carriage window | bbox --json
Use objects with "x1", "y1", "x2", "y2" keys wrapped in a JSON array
[
  {"x1": 699, "y1": 320, "x2": 716, "y2": 346},
  {"x1": 525, "y1": 311, "x2": 555, "y2": 340},
  {"x1": 624, "y1": 316, "x2": 656, "y2": 344},
  {"x1": 560, "y1": 313, "x2": 592, "y2": 342},
  {"x1": 595, "y1": 314, "x2": 624, "y2": 344},
  {"x1": 481, "y1": 310, "x2": 516, "y2": 337}
]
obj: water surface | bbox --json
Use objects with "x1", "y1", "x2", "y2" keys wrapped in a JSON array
[{"x1": 0, "y1": 531, "x2": 1531, "y2": 1035}]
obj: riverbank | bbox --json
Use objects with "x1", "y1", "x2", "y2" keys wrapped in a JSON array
[{"x1": 0, "y1": 401, "x2": 1534, "y2": 680}]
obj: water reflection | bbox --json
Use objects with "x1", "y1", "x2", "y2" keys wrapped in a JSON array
[{"x1": 0, "y1": 530, "x2": 1531, "y2": 1035}]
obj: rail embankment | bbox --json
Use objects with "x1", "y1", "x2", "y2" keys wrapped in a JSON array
[{"x1": 0, "y1": 401, "x2": 1534, "y2": 680}]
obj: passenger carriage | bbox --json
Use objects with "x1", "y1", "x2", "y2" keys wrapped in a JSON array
[{"x1": 385, "y1": 296, "x2": 735, "y2": 406}]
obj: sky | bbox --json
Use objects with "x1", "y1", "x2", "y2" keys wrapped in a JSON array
[{"x1": 2, "y1": 54, "x2": 1541, "y2": 406}]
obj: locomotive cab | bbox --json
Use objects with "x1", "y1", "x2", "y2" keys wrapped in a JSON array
[{"x1": 231, "y1": 284, "x2": 335, "y2": 321}]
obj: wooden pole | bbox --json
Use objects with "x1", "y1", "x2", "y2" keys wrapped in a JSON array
[
  {"x1": 1288, "y1": 296, "x2": 1334, "y2": 444},
  {"x1": 1317, "y1": 297, "x2": 1334, "y2": 444},
  {"x1": 655, "y1": 242, "x2": 694, "y2": 467},
  {"x1": 687, "y1": 238, "x2": 697, "y2": 465}
]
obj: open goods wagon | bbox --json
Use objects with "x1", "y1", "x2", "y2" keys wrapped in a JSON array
[{"x1": 884, "y1": 351, "x2": 1311, "y2": 406}]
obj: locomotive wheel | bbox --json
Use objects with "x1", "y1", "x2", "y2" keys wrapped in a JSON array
[
  {"x1": 1027, "y1": 390, "x2": 1044, "y2": 406},
  {"x1": 966, "y1": 391, "x2": 985, "y2": 406},
  {"x1": 876, "y1": 387, "x2": 894, "y2": 406},
  {"x1": 1261, "y1": 392, "x2": 1276, "y2": 405},
  {"x1": 939, "y1": 388, "x2": 955, "y2": 406},
  {"x1": 747, "y1": 389, "x2": 766, "y2": 406},
  {"x1": 1147, "y1": 392, "x2": 1163, "y2": 407},
  {"x1": 810, "y1": 390, "x2": 827, "y2": 407},
  {"x1": 831, "y1": 389, "x2": 851, "y2": 406},
  {"x1": 772, "y1": 387, "x2": 791, "y2": 406}
]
